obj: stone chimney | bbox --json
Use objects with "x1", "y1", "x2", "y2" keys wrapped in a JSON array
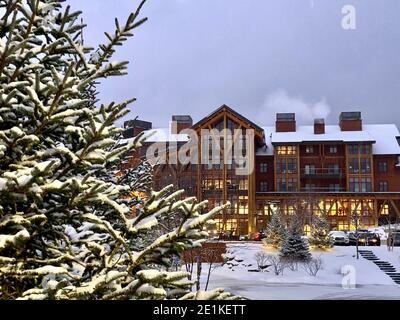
[
  {"x1": 314, "y1": 118, "x2": 325, "y2": 134},
  {"x1": 339, "y1": 112, "x2": 362, "y2": 131},
  {"x1": 276, "y1": 113, "x2": 296, "y2": 132}
]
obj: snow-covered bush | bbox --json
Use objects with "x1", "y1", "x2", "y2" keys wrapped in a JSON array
[
  {"x1": 254, "y1": 251, "x2": 269, "y2": 272},
  {"x1": 265, "y1": 255, "x2": 286, "y2": 276},
  {"x1": 0, "y1": 0, "x2": 237, "y2": 300},
  {"x1": 302, "y1": 256, "x2": 323, "y2": 276}
]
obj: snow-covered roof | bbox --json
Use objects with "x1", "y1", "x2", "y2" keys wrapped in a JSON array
[
  {"x1": 123, "y1": 120, "x2": 400, "y2": 156},
  {"x1": 256, "y1": 124, "x2": 400, "y2": 156},
  {"x1": 142, "y1": 128, "x2": 189, "y2": 143}
]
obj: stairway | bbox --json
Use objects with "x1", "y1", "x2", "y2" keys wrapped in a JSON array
[{"x1": 359, "y1": 250, "x2": 400, "y2": 285}]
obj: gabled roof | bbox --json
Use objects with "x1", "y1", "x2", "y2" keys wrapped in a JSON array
[{"x1": 192, "y1": 104, "x2": 265, "y2": 136}]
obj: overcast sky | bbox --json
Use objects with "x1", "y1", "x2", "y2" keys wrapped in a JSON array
[{"x1": 67, "y1": 0, "x2": 400, "y2": 129}]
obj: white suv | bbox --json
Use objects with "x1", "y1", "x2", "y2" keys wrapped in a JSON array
[{"x1": 329, "y1": 231, "x2": 349, "y2": 246}]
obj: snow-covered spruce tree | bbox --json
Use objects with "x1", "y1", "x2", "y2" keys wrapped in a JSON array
[
  {"x1": 263, "y1": 209, "x2": 286, "y2": 249},
  {"x1": 0, "y1": 0, "x2": 237, "y2": 300},
  {"x1": 280, "y1": 217, "x2": 311, "y2": 262},
  {"x1": 308, "y1": 215, "x2": 334, "y2": 250}
]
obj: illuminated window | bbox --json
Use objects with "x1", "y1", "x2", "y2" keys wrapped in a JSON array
[
  {"x1": 305, "y1": 146, "x2": 314, "y2": 154},
  {"x1": 338, "y1": 221, "x2": 349, "y2": 231},
  {"x1": 286, "y1": 205, "x2": 296, "y2": 215},
  {"x1": 225, "y1": 219, "x2": 238, "y2": 233},
  {"x1": 239, "y1": 179, "x2": 248, "y2": 190},
  {"x1": 381, "y1": 204, "x2": 390, "y2": 215},
  {"x1": 277, "y1": 145, "x2": 297, "y2": 155},
  {"x1": 238, "y1": 202, "x2": 248, "y2": 215},
  {"x1": 304, "y1": 224, "x2": 311, "y2": 236}
]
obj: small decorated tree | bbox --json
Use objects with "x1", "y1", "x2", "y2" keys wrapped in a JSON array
[
  {"x1": 263, "y1": 209, "x2": 286, "y2": 249},
  {"x1": 280, "y1": 217, "x2": 311, "y2": 262},
  {"x1": 309, "y1": 215, "x2": 334, "y2": 250}
]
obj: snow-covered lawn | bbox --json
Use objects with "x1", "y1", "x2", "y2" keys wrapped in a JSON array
[{"x1": 203, "y1": 243, "x2": 400, "y2": 299}]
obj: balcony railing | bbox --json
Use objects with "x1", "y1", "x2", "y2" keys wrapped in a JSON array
[
  {"x1": 300, "y1": 186, "x2": 345, "y2": 192},
  {"x1": 301, "y1": 168, "x2": 343, "y2": 178}
]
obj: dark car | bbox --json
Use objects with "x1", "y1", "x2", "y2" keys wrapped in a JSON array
[
  {"x1": 388, "y1": 231, "x2": 400, "y2": 246},
  {"x1": 348, "y1": 230, "x2": 381, "y2": 246}
]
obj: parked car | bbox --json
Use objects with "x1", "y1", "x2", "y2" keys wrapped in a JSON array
[
  {"x1": 253, "y1": 230, "x2": 267, "y2": 241},
  {"x1": 387, "y1": 231, "x2": 400, "y2": 246},
  {"x1": 348, "y1": 230, "x2": 381, "y2": 246},
  {"x1": 329, "y1": 231, "x2": 349, "y2": 246}
]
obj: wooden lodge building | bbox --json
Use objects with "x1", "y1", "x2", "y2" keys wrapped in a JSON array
[{"x1": 121, "y1": 105, "x2": 400, "y2": 237}]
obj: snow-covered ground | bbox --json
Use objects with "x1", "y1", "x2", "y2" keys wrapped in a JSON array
[{"x1": 202, "y1": 243, "x2": 400, "y2": 299}]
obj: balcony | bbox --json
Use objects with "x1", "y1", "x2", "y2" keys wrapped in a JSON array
[{"x1": 301, "y1": 168, "x2": 343, "y2": 179}]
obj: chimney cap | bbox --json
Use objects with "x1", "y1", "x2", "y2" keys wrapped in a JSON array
[
  {"x1": 276, "y1": 113, "x2": 295, "y2": 122},
  {"x1": 172, "y1": 115, "x2": 193, "y2": 123},
  {"x1": 340, "y1": 111, "x2": 361, "y2": 121},
  {"x1": 314, "y1": 118, "x2": 325, "y2": 124},
  {"x1": 124, "y1": 119, "x2": 152, "y2": 129}
]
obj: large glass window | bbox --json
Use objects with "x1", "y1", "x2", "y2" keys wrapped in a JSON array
[
  {"x1": 348, "y1": 144, "x2": 358, "y2": 154},
  {"x1": 277, "y1": 178, "x2": 286, "y2": 191},
  {"x1": 360, "y1": 177, "x2": 372, "y2": 192},
  {"x1": 287, "y1": 178, "x2": 298, "y2": 191},
  {"x1": 276, "y1": 159, "x2": 285, "y2": 174},
  {"x1": 360, "y1": 144, "x2": 371, "y2": 154},
  {"x1": 348, "y1": 158, "x2": 359, "y2": 173},
  {"x1": 349, "y1": 177, "x2": 359, "y2": 192},
  {"x1": 287, "y1": 158, "x2": 297, "y2": 174},
  {"x1": 360, "y1": 158, "x2": 371, "y2": 174}
]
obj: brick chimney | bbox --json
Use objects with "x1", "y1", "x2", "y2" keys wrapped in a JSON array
[
  {"x1": 339, "y1": 112, "x2": 362, "y2": 131},
  {"x1": 123, "y1": 119, "x2": 152, "y2": 138},
  {"x1": 171, "y1": 115, "x2": 193, "y2": 134},
  {"x1": 314, "y1": 118, "x2": 325, "y2": 134},
  {"x1": 276, "y1": 113, "x2": 296, "y2": 132}
]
